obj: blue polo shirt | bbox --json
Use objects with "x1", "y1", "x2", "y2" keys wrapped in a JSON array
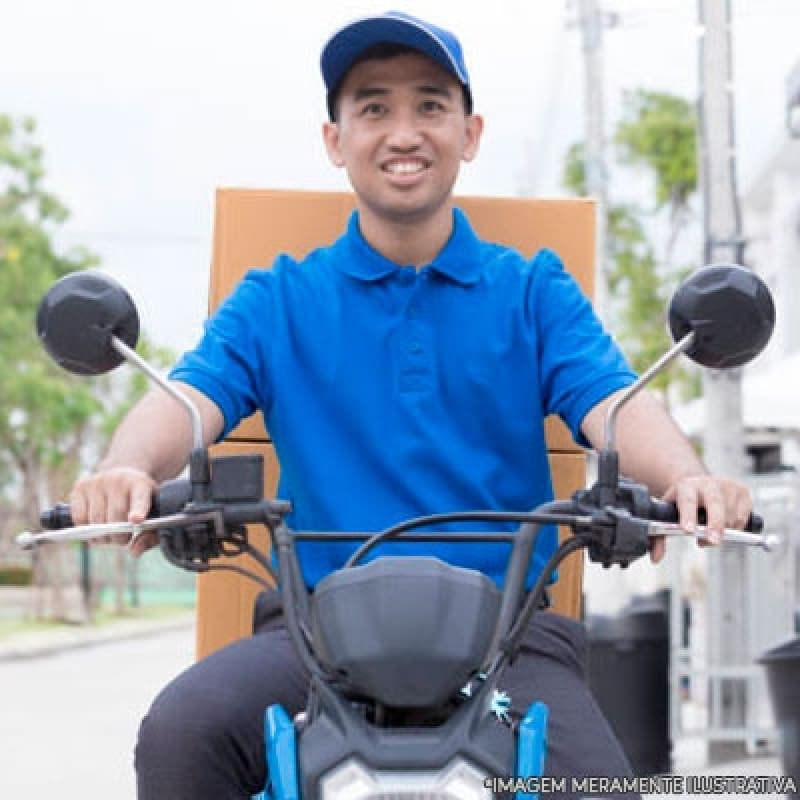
[{"x1": 171, "y1": 208, "x2": 635, "y2": 588}]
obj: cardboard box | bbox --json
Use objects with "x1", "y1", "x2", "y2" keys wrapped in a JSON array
[{"x1": 197, "y1": 189, "x2": 596, "y2": 659}]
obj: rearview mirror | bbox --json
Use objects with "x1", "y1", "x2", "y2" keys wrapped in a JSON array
[
  {"x1": 36, "y1": 270, "x2": 140, "y2": 376},
  {"x1": 36, "y1": 269, "x2": 209, "y2": 489},
  {"x1": 668, "y1": 264, "x2": 775, "y2": 369}
]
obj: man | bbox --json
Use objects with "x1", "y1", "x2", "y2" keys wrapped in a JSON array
[{"x1": 70, "y1": 11, "x2": 751, "y2": 798}]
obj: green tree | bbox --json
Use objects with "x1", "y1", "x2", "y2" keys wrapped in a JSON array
[
  {"x1": 0, "y1": 115, "x2": 172, "y2": 619},
  {"x1": 614, "y1": 90, "x2": 697, "y2": 265},
  {"x1": 0, "y1": 116, "x2": 99, "y2": 529},
  {"x1": 564, "y1": 90, "x2": 701, "y2": 399}
]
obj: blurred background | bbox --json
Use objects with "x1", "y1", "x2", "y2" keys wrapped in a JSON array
[{"x1": 1, "y1": 0, "x2": 799, "y2": 795}]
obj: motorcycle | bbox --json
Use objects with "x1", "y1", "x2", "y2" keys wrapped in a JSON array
[{"x1": 18, "y1": 263, "x2": 776, "y2": 799}]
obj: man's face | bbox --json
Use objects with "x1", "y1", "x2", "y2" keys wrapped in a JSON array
[{"x1": 322, "y1": 52, "x2": 483, "y2": 226}]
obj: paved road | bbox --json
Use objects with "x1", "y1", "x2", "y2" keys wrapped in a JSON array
[
  {"x1": 1, "y1": 624, "x2": 789, "y2": 799},
  {"x1": 0, "y1": 626, "x2": 194, "y2": 799}
]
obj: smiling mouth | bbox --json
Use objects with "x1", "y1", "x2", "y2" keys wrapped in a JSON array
[{"x1": 381, "y1": 159, "x2": 431, "y2": 175}]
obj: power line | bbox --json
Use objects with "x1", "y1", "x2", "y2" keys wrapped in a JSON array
[{"x1": 58, "y1": 230, "x2": 207, "y2": 246}]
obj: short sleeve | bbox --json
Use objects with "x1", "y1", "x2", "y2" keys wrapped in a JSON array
[
  {"x1": 528, "y1": 249, "x2": 637, "y2": 446},
  {"x1": 169, "y1": 267, "x2": 278, "y2": 439}
]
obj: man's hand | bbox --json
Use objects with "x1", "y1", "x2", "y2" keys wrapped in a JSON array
[
  {"x1": 650, "y1": 475, "x2": 753, "y2": 563},
  {"x1": 64, "y1": 383, "x2": 224, "y2": 558},
  {"x1": 582, "y1": 390, "x2": 754, "y2": 564},
  {"x1": 69, "y1": 466, "x2": 159, "y2": 558}
]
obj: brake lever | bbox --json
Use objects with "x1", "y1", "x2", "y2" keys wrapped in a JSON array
[
  {"x1": 647, "y1": 522, "x2": 778, "y2": 551},
  {"x1": 15, "y1": 511, "x2": 224, "y2": 552}
]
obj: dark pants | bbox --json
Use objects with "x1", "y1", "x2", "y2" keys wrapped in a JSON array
[{"x1": 135, "y1": 591, "x2": 636, "y2": 799}]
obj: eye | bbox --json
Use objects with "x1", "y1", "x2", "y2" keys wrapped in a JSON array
[
  {"x1": 420, "y1": 99, "x2": 446, "y2": 114},
  {"x1": 361, "y1": 102, "x2": 387, "y2": 117}
]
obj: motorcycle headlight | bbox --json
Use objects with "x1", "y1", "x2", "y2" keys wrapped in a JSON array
[{"x1": 319, "y1": 757, "x2": 490, "y2": 799}]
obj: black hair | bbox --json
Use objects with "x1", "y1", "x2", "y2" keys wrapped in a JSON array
[{"x1": 326, "y1": 42, "x2": 473, "y2": 121}]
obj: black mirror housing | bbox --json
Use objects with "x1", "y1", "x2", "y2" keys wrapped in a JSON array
[
  {"x1": 36, "y1": 270, "x2": 140, "y2": 376},
  {"x1": 668, "y1": 264, "x2": 775, "y2": 369}
]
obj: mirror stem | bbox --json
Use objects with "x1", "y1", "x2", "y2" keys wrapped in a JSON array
[
  {"x1": 110, "y1": 336, "x2": 211, "y2": 499},
  {"x1": 594, "y1": 331, "x2": 696, "y2": 506},
  {"x1": 111, "y1": 336, "x2": 205, "y2": 451},
  {"x1": 604, "y1": 331, "x2": 696, "y2": 451}
]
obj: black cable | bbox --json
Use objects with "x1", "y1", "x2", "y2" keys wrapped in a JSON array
[
  {"x1": 238, "y1": 540, "x2": 278, "y2": 585},
  {"x1": 485, "y1": 533, "x2": 592, "y2": 674},
  {"x1": 344, "y1": 506, "x2": 579, "y2": 568}
]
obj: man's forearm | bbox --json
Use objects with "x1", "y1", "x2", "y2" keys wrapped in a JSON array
[
  {"x1": 581, "y1": 389, "x2": 708, "y2": 495},
  {"x1": 99, "y1": 382, "x2": 224, "y2": 482}
]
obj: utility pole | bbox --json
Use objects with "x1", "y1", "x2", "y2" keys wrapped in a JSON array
[
  {"x1": 787, "y1": 59, "x2": 800, "y2": 138},
  {"x1": 697, "y1": 0, "x2": 749, "y2": 761},
  {"x1": 576, "y1": 0, "x2": 615, "y2": 320}
]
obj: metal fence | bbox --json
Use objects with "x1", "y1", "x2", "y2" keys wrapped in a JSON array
[{"x1": 670, "y1": 470, "x2": 800, "y2": 753}]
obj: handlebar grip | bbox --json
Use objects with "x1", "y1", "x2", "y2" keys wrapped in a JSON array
[
  {"x1": 746, "y1": 513, "x2": 764, "y2": 533},
  {"x1": 40, "y1": 503, "x2": 74, "y2": 530},
  {"x1": 646, "y1": 499, "x2": 763, "y2": 533},
  {"x1": 38, "y1": 480, "x2": 191, "y2": 532}
]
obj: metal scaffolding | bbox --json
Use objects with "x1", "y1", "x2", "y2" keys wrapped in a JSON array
[{"x1": 670, "y1": 470, "x2": 800, "y2": 753}]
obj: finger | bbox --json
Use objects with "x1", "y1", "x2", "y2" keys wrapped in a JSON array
[
  {"x1": 649, "y1": 536, "x2": 666, "y2": 563},
  {"x1": 69, "y1": 483, "x2": 89, "y2": 526},
  {"x1": 106, "y1": 481, "x2": 132, "y2": 524},
  {"x1": 698, "y1": 483, "x2": 726, "y2": 541},
  {"x1": 86, "y1": 487, "x2": 108, "y2": 526},
  {"x1": 130, "y1": 531, "x2": 157, "y2": 559},
  {"x1": 672, "y1": 481, "x2": 700, "y2": 535},
  {"x1": 128, "y1": 481, "x2": 154, "y2": 524},
  {"x1": 733, "y1": 487, "x2": 753, "y2": 530}
]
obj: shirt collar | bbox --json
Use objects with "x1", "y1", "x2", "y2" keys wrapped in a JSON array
[{"x1": 335, "y1": 207, "x2": 483, "y2": 286}]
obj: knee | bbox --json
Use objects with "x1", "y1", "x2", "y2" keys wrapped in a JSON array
[{"x1": 135, "y1": 675, "x2": 240, "y2": 775}]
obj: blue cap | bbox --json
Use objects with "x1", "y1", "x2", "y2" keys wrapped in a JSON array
[{"x1": 321, "y1": 11, "x2": 472, "y2": 115}]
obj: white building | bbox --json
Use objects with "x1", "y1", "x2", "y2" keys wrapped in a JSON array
[
  {"x1": 672, "y1": 133, "x2": 800, "y2": 467},
  {"x1": 586, "y1": 63, "x2": 800, "y2": 756}
]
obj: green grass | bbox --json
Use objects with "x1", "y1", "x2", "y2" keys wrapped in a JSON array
[
  {"x1": 0, "y1": 618, "x2": 63, "y2": 639},
  {"x1": 0, "y1": 603, "x2": 195, "y2": 642}
]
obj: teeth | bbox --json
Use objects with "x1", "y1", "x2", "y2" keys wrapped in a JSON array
[{"x1": 385, "y1": 161, "x2": 426, "y2": 174}]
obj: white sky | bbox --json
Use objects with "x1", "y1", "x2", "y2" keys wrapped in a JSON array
[{"x1": 3, "y1": 0, "x2": 799, "y2": 354}]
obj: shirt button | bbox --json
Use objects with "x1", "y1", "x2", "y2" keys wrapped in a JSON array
[
  {"x1": 408, "y1": 304, "x2": 418, "y2": 318},
  {"x1": 410, "y1": 341, "x2": 423, "y2": 353},
  {"x1": 397, "y1": 269, "x2": 415, "y2": 286}
]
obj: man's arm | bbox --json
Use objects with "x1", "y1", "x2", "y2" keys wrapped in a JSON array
[
  {"x1": 69, "y1": 382, "x2": 225, "y2": 556},
  {"x1": 581, "y1": 388, "x2": 753, "y2": 562}
]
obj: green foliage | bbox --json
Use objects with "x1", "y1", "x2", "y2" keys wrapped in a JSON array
[
  {"x1": 0, "y1": 115, "x2": 177, "y2": 622},
  {"x1": 606, "y1": 205, "x2": 668, "y2": 382},
  {"x1": 615, "y1": 90, "x2": 697, "y2": 212},
  {"x1": 0, "y1": 115, "x2": 98, "y2": 490},
  {"x1": 562, "y1": 91, "x2": 701, "y2": 400},
  {"x1": 563, "y1": 142, "x2": 587, "y2": 196},
  {"x1": 0, "y1": 115, "x2": 68, "y2": 224},
  {"x1": 0, "y1": 114, "x2": 172, "y2": 529},
  {"x1": 0, "y1": 565, "x2": 33, "y2": 586}
]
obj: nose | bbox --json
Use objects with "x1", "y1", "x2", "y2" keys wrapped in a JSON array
[{"x1": 385, "y1": 108, "x2": 423, "y2": 150}]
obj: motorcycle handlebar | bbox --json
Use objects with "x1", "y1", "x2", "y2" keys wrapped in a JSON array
[{"x1": 38, "y1": 493, "x2": 764, "y2": 537}]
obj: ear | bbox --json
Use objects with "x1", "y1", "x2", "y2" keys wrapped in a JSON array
[
  {"x1": 461, "y1": 114, "x2": 484, "y2": 163},
  {"x1": 322, "y1": 121, "x2": 345, "y2": 168}
]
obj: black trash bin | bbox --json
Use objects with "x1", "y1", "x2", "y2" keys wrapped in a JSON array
[
  {"x1": 758, "y1": 636, "x2": 800, "y2": 779},
  {"x1": 587, "y1": 594, "x2": 671, "y2": 776}
]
